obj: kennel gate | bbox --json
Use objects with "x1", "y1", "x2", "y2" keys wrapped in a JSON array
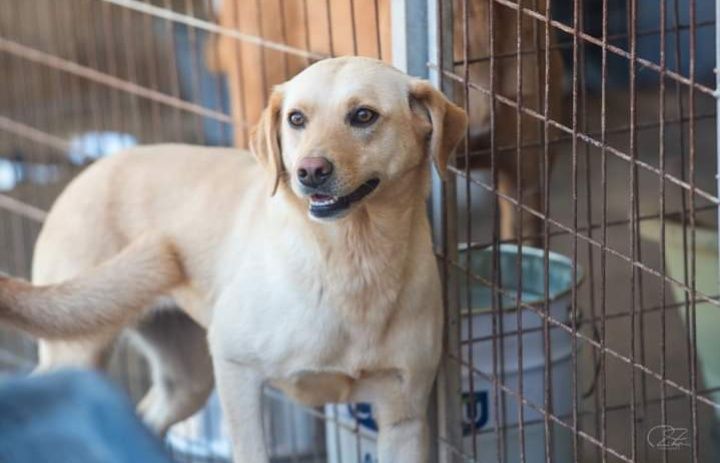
[{"x1": 1, "y1": 0, "x2": 720, "y2": 462}]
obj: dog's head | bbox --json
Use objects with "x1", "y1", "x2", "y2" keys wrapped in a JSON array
[{"x1": 250, "y1": 57, "x2": 467, "y2": 221}]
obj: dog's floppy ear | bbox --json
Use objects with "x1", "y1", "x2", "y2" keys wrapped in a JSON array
[
  {"x1": 409, "y1": 80, "x2": 468, "y2": 178},
  {"x1": 250, "y1": 87, "x2": 284, "y2": 196}
]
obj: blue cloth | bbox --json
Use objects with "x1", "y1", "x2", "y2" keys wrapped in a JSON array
[{"x1": 0, "y1": 370, "x2": 174, "y2": 463}]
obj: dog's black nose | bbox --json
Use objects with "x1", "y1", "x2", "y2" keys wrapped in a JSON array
[{"x1": 297, "y1": 157, "x2": 334, "y2": 188}]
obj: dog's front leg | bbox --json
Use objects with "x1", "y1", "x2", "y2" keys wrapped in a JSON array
[
  {"x1": 378, "y1": 414, "x2": 429, "y2": 462},
  {"x1": 361, "y1": 371, "x2": 434, "y2": 462},
  {"x1": 213, "y1": 357, "x2": 268, "y2": 463}
]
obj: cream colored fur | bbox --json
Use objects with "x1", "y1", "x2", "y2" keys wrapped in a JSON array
[{"x1": 0, "y1": 57, "x2": 467, "y2": 463}]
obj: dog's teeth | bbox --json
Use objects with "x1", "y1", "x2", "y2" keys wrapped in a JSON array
[{"x1": 311, "y1": 196, "x2": 338, "y2": 206}]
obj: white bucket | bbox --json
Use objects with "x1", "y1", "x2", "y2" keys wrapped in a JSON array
[{"x1": 325, "y1": 244, "x2": 582, "y2": 463}]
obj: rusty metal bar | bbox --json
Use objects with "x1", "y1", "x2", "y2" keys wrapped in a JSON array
[
  {"x1": 717, "y1": 0, "x2": 720, "y2": 301},
  {"x1": 659, "y1": 0, "x2": 669, "y2": 461},
  {"x1": 443, "y1": 257, "x2": 720, "y2": 413},
  {"x1": 570, "y1": 0, "x2": 581, "y2": 459},
  {"x1": 97, "y1": 0, "x2": 326, "y2": 61},
  {"x1": 688, "y1": 0, "x2": 700, "y2": 459},
  {"x1": 432, "y1": 64, "x2": 720, "y2": 206},
  {"x1": 541, "y1": 0, "x2": 554, "y2": 461},
  {"x1": 446, "y1": 353, "x2": 634, "y2": 463},
  {"x1": 458, "y1": 0, "x2": 479, "y2": 460},
  {"x1": 627, "y1": 0, "x2": 639, "y2": 458},
  {"x1": 513, "y1": 3, "x2": 527, "y2": 460},
  {"x1": 446, "y1": 165, "x2": 720, "y2": 309},
  {"x1": 464, "y1": 110, "x2": 716, "y2": 160},
  {"x1": 425, "y1": 1, "x2": 461, "y2": 461},
  {"x1": 490, "y1": 0, "x2": 714, "y2": 96},
  {"x1": 0, "y1": 37, "x2": 237, "y2": 126},
  {"x1": 457, "y1": 18, "x2": 716, "y2": 67}
]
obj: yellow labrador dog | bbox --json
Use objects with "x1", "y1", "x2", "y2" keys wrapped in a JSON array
[{"x1": 0, "y1": 57, "x2": 467, "y2": 462}]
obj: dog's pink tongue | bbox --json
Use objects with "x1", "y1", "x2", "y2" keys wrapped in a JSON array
[{"x1": 311, "y1": 194, "x2": 332, "y2": 201}]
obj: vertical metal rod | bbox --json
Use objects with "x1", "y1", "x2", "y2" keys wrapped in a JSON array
[
  {"x1": 140, "y1": 7, "x2": 161, "y2": 141},
  {"x1": 0, "y1": 0, "x2": 16, "y2": 284},
  {"x1": 277, "y1": 0, "x2": 291, "y2": 80},
  {"x1": 6, "y1": 0, "x2": 31, "y2": 279},
  {"x1": 55, "y1": 0, "x2": 86, "y2": 147},
  {"x1": 627, "y1": 0, "x2": 639, "y2": 459},
  {"x1": 252, "y1": 0, "x2": 269, "y2": 106},
  {"x1": 78, "y1": 0, "x2": 106, "y2": 149},
  {"x1": 206, "y1": 0, "x2": 231, "y2": 146},
  {"x1": 570, "y1": 0, "x2": 580, "y2": 460},
  {"x1": 633, "y1": 1, "x2": 649, "y2": 441},
  {"x1": 391, "y1": 0, "x2": 409, "y2": 73},
  {"x1": 331, "y1": 404, "x2": 342, "y2": 463},
  {"x1": 120, "y1": 6, "x2": 143, "y2": 140},
  {"x1": 301, "y1": 0, "x2": 311, "y2": 65},
  {"x1": 349, "y1": 0, "x2": 358, "y2": 56},
  {"x1": 440, "y1": 3, "x2": 462, "y2": 457},
  {"x1": 458, "y1": 0, "x2": 478, "y2": 460},
  {"x1": 578, "y1": 1, "x2": 599, "y2": 457},
  {"x1": 229, "y1": 0, "x2": 250, "y2": 146},
  {"x1": 24, "y1": 0, "x2": 57, "y2": 225},
  {"x1": 373, "y1": 0, "x2": 382, "y2": 60},
  {"x1": 599, "y1": 0, "x2": 609, "y2": 460},
  {"x1": 325, "y1": 0, "x2": 335, "y2": 56},
  {"x1": 717, "y1": 0, "x2": 720, "y2": 278},
  {"x1": 670, "y1": 5, "x2": 694, "y2": 451},
  {"x1": 162, "y1": 0, "x2": 184, "y2": 141},
  {"x1": 25, "y1": 0, "x2": 56, "y2": 257},
  {"x1": 425, "y1": 1, "x2": 460, "y2": 461},
  {"x1": 688, "y1": 0, "x2": 699, "y2": 459},
  {"x1": 542, "y1": 2, "x2": 554, "y2": 462},
  {"x1": 392, "y1": 0, "x2": 428, "y2": 78},
  {"x1": 513, "y1": 2, "x2": 526, "y2": 462},
  {"x1": 289, "y1": 402, "x2": 299, "y2": 463},
  {"x1": 487, "y1": 2, "x2": 507, "y2": 462},
  {"x1": 658, "y1": 0, "x2": 668, "y2": 463},
  {"x1": 659, "y1": 0, "x2": 669, "y2": 461},
  {"x1": 354, "y1": 410, "x2": 362, "y2": 462}
]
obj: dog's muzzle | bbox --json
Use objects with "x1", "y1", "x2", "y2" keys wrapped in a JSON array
[{"x1": 308, "y1": 178, "x2": 380, "y2": 219}]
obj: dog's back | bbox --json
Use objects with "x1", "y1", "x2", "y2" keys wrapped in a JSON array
[
  {"x1": 34, "y1": 145, "x2": 257, "y2": 282},
  {"x1": 1, "y1": 145, "x2": 261, "y2": 342}
]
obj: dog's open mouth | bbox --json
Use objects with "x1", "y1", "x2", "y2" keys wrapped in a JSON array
[{"x1": 309, "y1": 178, "x2": 380, "y2": 218}]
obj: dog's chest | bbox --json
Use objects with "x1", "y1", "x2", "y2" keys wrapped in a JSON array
[
  {"x1": 271, "y1": 276, "x2": 397, "y2": 373},
  {"x1": 213, "y1": 247, "x2": 405, "y2": 377},
  {"x1": 210, "y1": 210, "x2": 428, "y2": 381}
]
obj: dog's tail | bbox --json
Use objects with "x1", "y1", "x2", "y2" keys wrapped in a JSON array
[{"x1": 0, "y1": 234, "x2": 184, "y2": 339}]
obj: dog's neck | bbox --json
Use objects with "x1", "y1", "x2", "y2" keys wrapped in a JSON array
[{"x1": 273, "y1": 164, "x2": 432, "y2": 323}]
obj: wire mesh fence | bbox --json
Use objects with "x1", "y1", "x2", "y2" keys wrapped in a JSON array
[
  {"x1": 438, "y1": 1, "x2": 719, "y2": 462},
  {"x1": 0, "y1": 0, "x2": 718, "y2": 462}
]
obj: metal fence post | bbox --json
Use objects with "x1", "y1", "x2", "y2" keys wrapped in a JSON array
[
  {"x1": 391, "y1": 0, "x2": 428, "y2": 78},
  {"x1": 429, "y1": 1, "x2": 462, "y2": 462},
  {"x1": 716, "y1": 0, "x2": 720, "y2": 285},
  {"x1": 393, "y1": 1, "x2": 461, "y2": 462}
]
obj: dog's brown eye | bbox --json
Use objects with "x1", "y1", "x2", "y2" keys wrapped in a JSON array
[
  {"x1": 288, "y1": 111, "x2": 306, "y2": 128},
  {"x1": 349, "y1": 107, "x2": 378, "y2": 127}
]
